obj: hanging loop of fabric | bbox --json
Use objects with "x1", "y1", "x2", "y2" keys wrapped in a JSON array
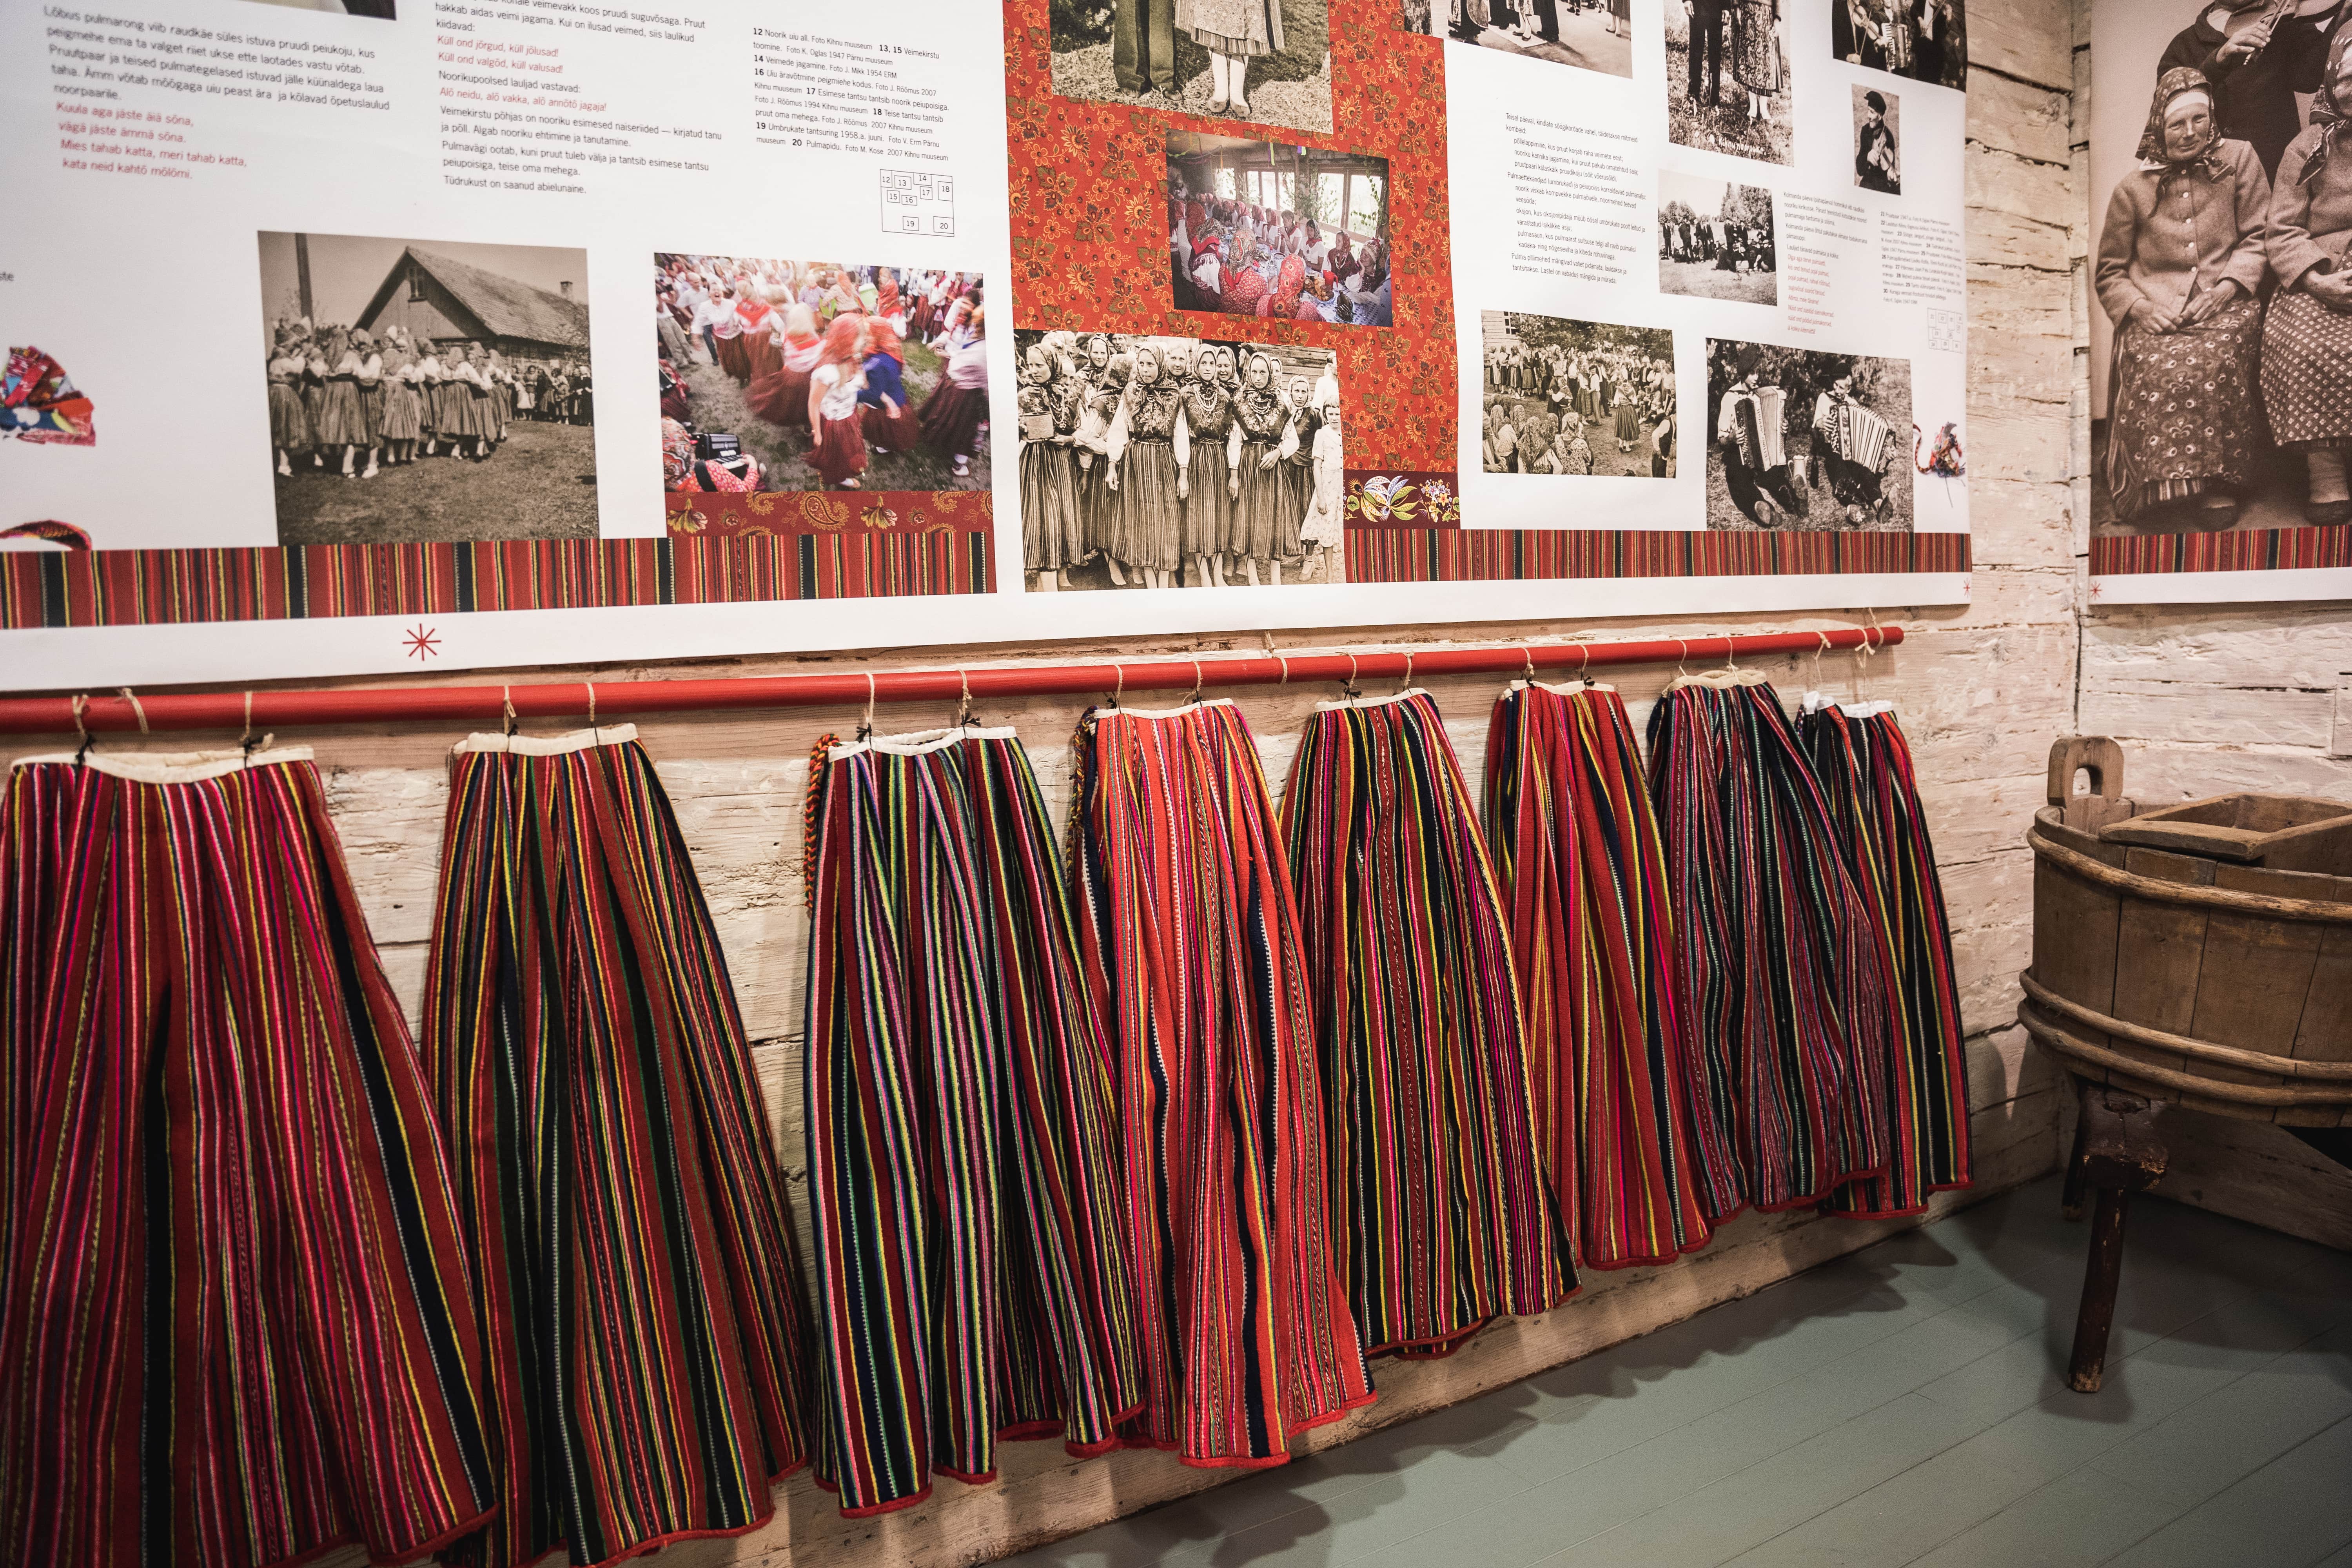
[
  {"x1": 1108, "y1": 664, "x2": 1125, "y2": 709},
  {"x1": 118, "y1": 687, "x2": 149, "y2": 735},
  {"x1": 1341, "y1": 653, "x2": 1361, "y2": 704},
  {"x1": 1396, "y1": 649, "x2": 1415, "y2": 695},
  {"x1": 1187, "y1": 660, "x2": 1205, "y2": 707}
]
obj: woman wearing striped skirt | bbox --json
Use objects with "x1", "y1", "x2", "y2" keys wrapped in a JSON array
[
  {"x1": 1487, "y1": 679, "x2": 1726, "y2": 1265},
  {"x1": 1646, "y1": 681, "x2": 1900, "y2": 1215},
  {"x1": 421, "y1": 727, "x2": 815, "y2": 1566},
  {"x1": 0, "y1": 747, "x2": 497, "y2": 1568},
  {"x1": 804, "y1": 726, "x2": 1143, "y2": 1516},
  {"x1": 1797, "y1": 702, "x2": 1971, "y2": 1219},
  {"x1": 1073, "y1": 699, "x2": 1374, "y2": 1466},
  {"x1": 1285, "y1": 690, "x2": 1574, "y2": 1354}
]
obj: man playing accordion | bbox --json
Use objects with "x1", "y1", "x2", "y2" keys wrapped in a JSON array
[{"x1": 1813, "y1": 375, "x2": 1895, "y2": 526}]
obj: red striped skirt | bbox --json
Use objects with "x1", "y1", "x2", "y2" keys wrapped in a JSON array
[
  {"x1": 803, "y1": 728, "x2": 1142, "y2": 1517},
  {"x1": 1285, "y1": 690, "x2": 1575, "y2": 1353},
  {"x1": 1488, "y1": 681, "x2": 1722, "y2": 1265},
  {"x1": 0, "y1": 749, "x2": 495, "y2": 1568},
  {"x1": 421, "y1": 728, "x2": 814, "y2": 1566},
  {"x1": 1073, "y1": 700, "x2": 1374, "y2": 1466}
]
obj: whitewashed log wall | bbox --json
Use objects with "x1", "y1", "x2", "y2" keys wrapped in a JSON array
[{"x1": 11, "y1": 4, "x2": 2087, "y2": 1561}]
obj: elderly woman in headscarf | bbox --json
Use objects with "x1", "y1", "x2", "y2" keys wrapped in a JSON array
[
  {"x1": 1018, "y1": 341, "x2": 1086, "y2": 590},
  {"x1": 1228, "y1": 349, "x2": 1296, "y2": 586},
  {"x1": 1075, "y1": 350, "x2": 1132, "y2": 584},
  {"x1": 2095, "y1": 66, "x2": 2270, "y2": 527},
  {"x1": 1181, "y1": 342, "x2": 1239, "y2": 588},
  {"x1": 1263, "y1": 253, "x2": 1309, "y2": 319},
  {"x1": 2262, "y1": 35, "x2": 2352, "y2": 523},
  {"x1": 1107, "y1": 342, "x2": 1188, "y2": 591}
]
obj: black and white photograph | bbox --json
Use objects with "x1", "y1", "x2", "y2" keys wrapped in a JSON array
[
  {"x1": 1395, "y1": 0, "x2": 1633, "y2": 79},
  {"x1": 1050, "y1": 0, "x2": 1332, "y2": 134},
  {"x1": 1010, "y1": 330, "x2": 1344, "y2": 592},
  {"x1": 1705, "y1": 339, "x2": 1912, "y2": 530},
  {"x1": 258, "y1": 232, "x2": 593, "y2": 546},
  {"x1": 1166, "y1": 132, "x2": 1393, "y2": 326},
  {"x1": 1854, "y1": 86, "x2": 1902, "y2": 192},
  {"x1": 654, "y1": 256, "x2": 989, "y2": 497},
  {"x1": 1658, "y1": 171, "x2": 1778, "y2": 305},
  {"x1": 2087, "y1": 2, "x2": 2347, "y2": 542},
  {"x1": 1665, "y1": 0, "x2": 1792, "y2": 165},
  {"x1": 1832, "y1": 0, "x2": 1967, "y2": 91},
  {"x1": 1480, "y1": 313, "x2": 1677, "y2": 477}
]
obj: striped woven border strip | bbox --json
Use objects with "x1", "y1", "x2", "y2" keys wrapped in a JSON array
[
  {"x1": 0, "y1": 529, "x2": 992, "y2": 630},
  {"x1": 2090, "y1": 523, "x2": 2352, "y2": 576},
  {"x1": 1346, "y1": 527, "x2": 1968, "y2": 583},
  {"x1": 1284, "y1": 693, "x2": 1574, "y2": 1355}
]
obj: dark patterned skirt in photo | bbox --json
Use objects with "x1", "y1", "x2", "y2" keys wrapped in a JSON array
[
  {"x1": 268, "y1": 381, "x2": 310, "y2": 448},
  {"x1": 379, "y1": 380, "x2": 422, "y2": 441},
  {"x1": 1229, "y1": 439, "x2": 1285, "y2": 560},
  {"x1": 920, "y1": 381, "x2": 987, "y2": 461},
  {"x1": 1183, "y1": 448, "x2": 1232, "y2": 561},
  {"x1": 810, "y1": 410, "x2": 868, "y2": 487},
  {"x1": 1021, "y1": 439, "x2": 1084, "y2": 571},
  {"x1": 2258, "y1": 288, "x2": 2352, "y2": 452},
  {"x1": 748, "y1": 365, "x2": 813, "y2": 429},
  {"x1": 2106, "y1": 294, "x2": 2264, "y2": 521},
  {"x1": 313, "y1": 376, "x2": 364, "y2": 446},
  {"x1": 1112, "y1": 437, "x2": 1181, "y2": 571}
]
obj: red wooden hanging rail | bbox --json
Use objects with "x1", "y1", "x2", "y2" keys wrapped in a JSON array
[{"x1": 0, "y1": 625, "x2": 1900, "y2": 736}]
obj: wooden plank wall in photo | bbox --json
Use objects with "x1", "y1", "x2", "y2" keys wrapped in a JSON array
[{"x1": 7, "y1": 2, "x2": 2082, "y2": 1561}]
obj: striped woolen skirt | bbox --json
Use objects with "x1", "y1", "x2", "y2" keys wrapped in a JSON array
[
  {"x1": 421, "y1": 727, "x2": 813, "y2": 1567},
  {"x1": 1797, "y1": 703, "x2": 1972, "y2": 1218},
  {"x1": 0, "y1": 748, "x2": 495, "y2": 1568},
  {"x1": 1073, "y1": 700, "x2": 1374, "y2": 1467},
  {"x1": 1486, "y1": 681, "x2": 1724, "y2": 1268},
  {"x1": 1646, "y1": 682, "x2": 1899, "y2": 1214},
  {"x1": 1284, "y1": 690, "x2": 1573, "y2": 1354},
  {"x1": 803, "y1": 726, "x2": 1142, "y2": 1518}
]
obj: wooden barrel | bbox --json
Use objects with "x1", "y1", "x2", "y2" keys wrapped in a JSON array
[{"x1": 2021, "y1": 737, "x2": 2352, "y2": 1128}]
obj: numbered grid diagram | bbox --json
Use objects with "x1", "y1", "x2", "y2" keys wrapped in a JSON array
[
  {"x1": 1391, "y1": 0, "x2": 1633, "y2": 80},
  {"x1": 1167, "y1": 131, "x2": 1392, "y2": 327},
  {"x1": 655, "y1": 254, "x2": 989, "y2": 496},
  {"x1": 1666, "y1": 0, "x2": 1794, "y2": 166},
  {"x1": 1706, "y1": 338, "x2": 1913, "y2": 532},
  {"x1": 1657, "y1": 169, "x2": 1778, "y2": 307},
  {"x1": 1480, "y1": 312, "x2": 1677, "y2": 478},
  {"x1": 879, "y1": 170, "x2": 956, "y2": 238},
  {"x1": 258, "y1": 232, "x2": 594, "y2": 547},
  {"x1": 1048, "y1": 0, "x2": 1334, "y2": 134},
  {"x1": 1009, "y1": 331, "x2": 1345, "y2": 592}
]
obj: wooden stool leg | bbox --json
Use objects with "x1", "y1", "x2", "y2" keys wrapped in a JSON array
[
  {"x1": 2063, "y1": 1084, "x2": 2168, "y2": 1395},
  {"x1": 2060, "y1": 1084, "x2": 2091, "y2": 1221},
  {"x1": 2068, "y1": 1187, "x2": 2132, "y2": 1392}
]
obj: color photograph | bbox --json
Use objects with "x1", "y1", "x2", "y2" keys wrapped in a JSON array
[
  {"x1": 1480, "y1": 312, "x2": 1678, "y2": 477},
  {"x1": 1395, "y1": 0, "x2": 1634, "y2": 79},
  {"x1": 1167, "y1": 131, "x2": 1392, "y2": 325},
  {"x1": 1049, "y1": 0, "x2": 1333, "y2": 134},
  {"x1": 1010, "y1": 329, "x2": 1343, "y2": 592},
  {"x1": 1705, "y1": 339, "x2": 1912, "y2": 530},
  {"x1": 655, "y1": 256, "x2": 989, "y2": 496},
  {"x1": 1658, "y1": 170, "x2": 1778, "y2": 305},
  {"x1": 258, "y1": 232, "x2": 593, "y2": 546}
]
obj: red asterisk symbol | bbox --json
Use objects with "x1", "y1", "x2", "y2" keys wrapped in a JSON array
[{"x1": 403, "y1": 624, "x2": 443, "y2": 661}]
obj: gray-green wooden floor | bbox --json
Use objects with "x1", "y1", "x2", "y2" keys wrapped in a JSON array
[{"x1": 997, "y1": 1176, "x2": 2352, "y2": 1568}]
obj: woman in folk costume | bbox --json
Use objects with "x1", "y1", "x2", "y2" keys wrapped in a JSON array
[
  {"x1": 732, "y1": 285, "x2": 775, "y2": 385},
  {"x1": 1612, "y1": 370, "x2": 1642, "y2": 455},
  {"x1": 1729, "y1": 0, "x2": 1783, "y2": 122},
  {"x1": 352, "y1": 331, "x2": 387, "y2": 477},
  {"x1": 1179, "y1": 341, "x2": 1238, "y2": 587},
  {"x1": 309, "y1": 325, "x2": 361, "y2": 475},
  {"x1": 2099, "y1": 67, "x2": 2269, "y2": 527},
  {"x1": 1018, "y1": 341, "x2": 1086, "y2": 587},
  {"x1": 413, "y1": 339, "x2": 447, "y2": 457},
  {"x1": 1107, "y1": 342, "x2": 1188, "y2": 589},
  {"x1": 708, "y1": 285, "x2": 748, "y2": 381},
  {"x1": 1274, "y1": 375, "x2": 1318, "y2": 579},
  {"x1": 920, "y1": 308, "x2": 992, "y2": 480},
  {"x1": 1299, "y1": 390, "x2": 1346, "y2": 581},
  {"x1": 267, "y1": 329, "x2": 312, "y2": 476},
  {"x1": 379, "y1": 331, "x2": 423, "y2": 468},
  {"x1": 748, "y1": 303, "x2": 824, "y2": 430},
  {"x1": 1222, "y1": 232, "x2": 1272, "y2": 316},
  {"x1": 744, "y1": 285, "x2": 787, "y2": 384},
  {"x1": 823, "y1": 267, "x2": 864, "y2": 323},
  {"x1": 2259, "y1": 33, "x2": 2352, "y2": 524},
  {"x1": 875, "y1": 269, "x2": 905, "y2": 333},
  {"x1": 806, "y1": 315, "x2": 871, "y2": 489},
  {"x1": 486, "y1": 348, "x2": 514, "y2": 445},
  {"x1": 1263, "y1": 253, "x2": 1309, "y2": 319},
  {"x1": 1228, "y1": 349, "x2": 1297, "y2": 586},
  {"x1": 857, "y1": 316, "x2": 924, "y2": 456},
  {"x1": 464, "y1": 345, "x2": 501, "y2": 459},
  {"x1": 1074, "y1": 350, "x2": 1132, "y2": 583}
]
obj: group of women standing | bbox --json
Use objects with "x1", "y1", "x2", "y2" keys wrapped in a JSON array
[
  {"x1": 2096, "y1": 57, "x2": 2352, "y2": 529},
  {"x1": 656, "y1": 256, "x2": 991, "y2": 489},
  {"x1": 265, "y1": 320, "x2": 579, "y2": 480},
  {"x1": 1169, "y1": 187, "x2": 1395, "y2": 327},
  {"x1": 1482, "y1": 338, "x2": 1677, "y2": 476},
  {"x1": 1016, "y1": 332, "x2": 1346, "y2": 590}
]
